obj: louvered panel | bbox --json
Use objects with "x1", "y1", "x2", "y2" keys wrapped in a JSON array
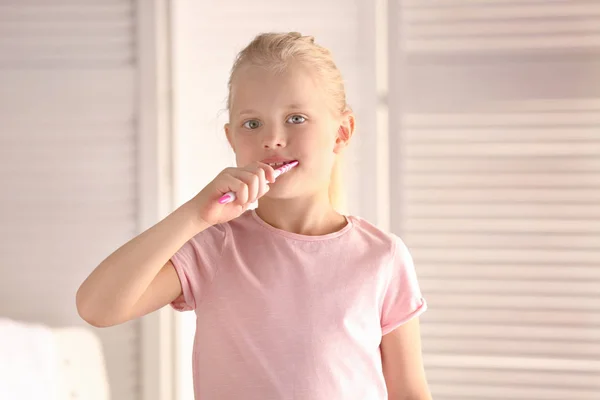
[
  {"x1": 423, "y1": 357, "x2": 600, "y2": 399},
  {"x1": 407, "y1": 204, "x2": 600, "y2": 218},
  {"x1": 407, "y1": 234, "x2": 599, "y2": 250},
  {"x1": 407, "y1": 172, "x2": 600, "y2": 188},
  {"x1": 413, "y1": 248, "x2": 599, "y2": 264},
  {"x1": 407, "y1": 157, "x2": 600, "y2": 173},
  {"x1": 427, "y1": 352, "x2": 600, "y2": 370},
  {"x1": 421, "y1": 277, "x2": 600, "y2": 296},
  {"x1": 392, "y1": 1, "x2": 600, "y2": 397},
  {"x1": 408, "y1": 129, "x2": 600, "y2": 142},
  {"x1": 425, "y1": 338, "x2": 600, "y2": 358},
  {"x1": 0, "y1": 1, "x2": 139, "y2": 399},
  {"x1": 0, "y1": 1, "x2": 134, "y2": 66},
  {"x1": 428, "y1": 383, "x2": 600, "y2": 400},
  {"x1": 426, "y1": 367, "x2": 600, "y2": 390},
  {"x1": 417, "y1": 263, "x2": 600, "y2": 280},
  {"x1": 407, "y1": 188, "x2": 600, "y2": 204},
  {"x1": 424, "y1": 294, "x2": 600, "y2": 313},
  {"x1": 425, "y1": 307, "x2": 600, "y2": 326},
  {"x1": 399, "y1": 0, "x2": 600, "y2": 53},
  {"x1": 406, "y1": 218, "x2": 600, "y2": 234}
]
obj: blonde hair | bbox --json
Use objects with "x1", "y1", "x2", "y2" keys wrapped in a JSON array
[{"x1": 227, "y1": 32, "x2": 350, "y2": 211}]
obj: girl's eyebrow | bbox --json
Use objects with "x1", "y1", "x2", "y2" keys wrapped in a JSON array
[
  {"x1": 237, "y1": 104, "x2": 308, "y2": 116},
  {"x1": 238, "y1": 109, "x2": 259, "y2": 116}
]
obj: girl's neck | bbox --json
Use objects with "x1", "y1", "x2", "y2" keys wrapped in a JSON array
[{"x1": 255, "y1": 192, "x2": 347, "y2": 236}]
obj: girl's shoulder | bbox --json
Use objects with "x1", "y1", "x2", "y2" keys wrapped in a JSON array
[
  {"x1": 345, "y1": 214, "x2": 407, "y2": 256},
  {"x1": 346, "y1": 214, "x2": 403, "y2": 241}
]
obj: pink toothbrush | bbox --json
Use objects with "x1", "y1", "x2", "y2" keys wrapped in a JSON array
[{"x1": 218, "y1": 161, "x2": 299, "y2": 205}]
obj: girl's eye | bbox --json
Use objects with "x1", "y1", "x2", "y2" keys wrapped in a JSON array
[
  {"x1": 243, "y1": 120, "x2": 262, "y2": 129},
  {"x1": 287, "y1": 115, "x2": 306, "y2": 124}
]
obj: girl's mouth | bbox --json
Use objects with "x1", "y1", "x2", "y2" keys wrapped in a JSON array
[{"x1": 266, "y1": 160, "x2": 296, "y2": 169}]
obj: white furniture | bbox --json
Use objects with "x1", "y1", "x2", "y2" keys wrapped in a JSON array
[{"x1": 0, "y1": 319, "x2": 110, "y2": 400}]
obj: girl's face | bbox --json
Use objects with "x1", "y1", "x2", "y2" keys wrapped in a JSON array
[{"x1": 225, "y1": 62, "x2": 352, "y2": 201}]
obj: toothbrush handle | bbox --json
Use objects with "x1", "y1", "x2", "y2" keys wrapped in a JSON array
[{"x1": 218, "y1": 191, "x2": 236, "y2": 205}]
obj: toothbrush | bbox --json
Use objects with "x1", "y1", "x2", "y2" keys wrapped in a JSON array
[{"x1": 218, "y1": 161, "x2": 299, "y2": 205}]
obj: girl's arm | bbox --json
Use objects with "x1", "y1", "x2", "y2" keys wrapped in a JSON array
[
  {"x1": 76, "y1": 201, "x2": 209, "y2": 327},
  {"x1": 76, "y1": 162, "x2": 275, "y2": 328},
  {"x1": 381, "y1": 317, "x2": 432, "y2": 400}
]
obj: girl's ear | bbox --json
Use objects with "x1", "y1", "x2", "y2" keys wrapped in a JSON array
[
  {"x1": 333, "y1": 111, "x2": 355, "y2": 154},
  {"x1": 224, "y1": 123, "x2": 235, "y2": 150}
]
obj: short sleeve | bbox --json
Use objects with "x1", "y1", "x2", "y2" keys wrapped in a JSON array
[
  {"x1": 170, "y1": 223, "x2": 227, "y2": 312},
  {"x1": 380, "y1": 236, "x2": 427, "y2": 335}
]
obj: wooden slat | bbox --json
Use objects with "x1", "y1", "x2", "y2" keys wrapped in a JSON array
[
  {"x1": 402, "y1": 113, "x2": 600, "y2": 126},
  {"x1": 402, "y1": 4, "x2": 600, "y2": 22},
  {"x1": 406, "y1": 203, "x2": 600, "y2": 218},
  {"x1": 429, "y1": 382, "x2": 600, "y2": 400},
  {"x1": 423, "y1": 293, "x2": 600, "y2": 311},
  {"x1": 406, "y1": 142, "x2": 600, "y2": 157},
  {"x1": 405, "y1": 188, "x2": 600, "y2": 203},
  {"x1": 412, "y1": 247, "x2": 600, "y2": 264},
  {"x1": 404, "y1": 35, "x2": 600, "y2": 52},
  {"x1": 405, "y1": 218, "x2": 600, "y2": 234},
  {"x1": 0, "y1": 3, "x2": 133, "y2": 21},
  {"x1": 424, "y1": 353, "x2": 600, "y2": 372},
  {"x1": 416, "y1": 263, "x2": 600, "y2": 281},
  {"x1": 406, "y1": 157, "x2": 600, "y2": 173},
  {"x1": 420, "y1": 278, "x2": 600, "y2": 296},
  {"x1": 423, "y1": 308, "x2": 600, "y2": 326},
  {"x1": 423, "y1": 337, "x2": 600, "y2": 358},
  {"x1": 405, "y1": 19, "x2": 600, "y2": 38},
  {"x1": 405, "y1": 172, "x2": 600, "y2": 188},
  {"x1": 406, "y1": 128, "x2": 600, "y2": 142},
  {"x1": 425, "y1": 367, "x2": 600, "y2": 389}
]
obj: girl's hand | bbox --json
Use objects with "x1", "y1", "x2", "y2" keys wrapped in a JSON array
[{"x1": 188, "y1": 162, "x2": 276, "y2": 227}]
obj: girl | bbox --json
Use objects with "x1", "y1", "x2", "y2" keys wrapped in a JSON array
[{"x1": 77, "y1": 32, "x2": 431, "y2": 400}]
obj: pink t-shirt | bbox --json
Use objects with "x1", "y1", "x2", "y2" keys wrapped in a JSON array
[{"x1": 170, "y1": 210, "x2": 426, "y2": 400}]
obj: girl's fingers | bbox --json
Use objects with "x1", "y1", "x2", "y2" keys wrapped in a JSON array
[
  {"x1": 219, "y1": 173, "x2": 249, "y2": 205},
  {"x1": 230, "y1": 169, "x2": 264, "y2": 204},
  {"x1": 243, "y1": 164, "x2": 271, "y2": 200},
  {"x1": 257, "y1": 162, "x2": 277, "y2": 183},
  {"x1": 219, "y1": 162, "x2": 277, "y2": 206}
]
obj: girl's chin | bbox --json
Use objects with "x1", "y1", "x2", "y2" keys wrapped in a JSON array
[{"x1": 261, "y1": 182, "x2": 301, "y2": 200}]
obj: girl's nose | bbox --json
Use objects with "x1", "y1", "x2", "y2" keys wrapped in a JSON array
[{"x1": 261, "y1": 127, "x2": 286, "y2": 149}]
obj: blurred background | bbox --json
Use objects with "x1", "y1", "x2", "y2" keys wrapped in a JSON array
[{"x1": 1, "y1": 0, "x2": 599, "y2": 399}]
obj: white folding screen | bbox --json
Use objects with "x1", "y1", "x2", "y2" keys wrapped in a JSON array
[
  {"x1": 0, "y1": 2, "x2": 140, "y2": 399},
  {"x1": 389, "y1": 1, "x2": 600, "y2": 399}
]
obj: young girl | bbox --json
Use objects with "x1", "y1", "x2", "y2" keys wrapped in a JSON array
[{"x1": 77, "y1": 32, "x2": 431, "y2": 400}]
